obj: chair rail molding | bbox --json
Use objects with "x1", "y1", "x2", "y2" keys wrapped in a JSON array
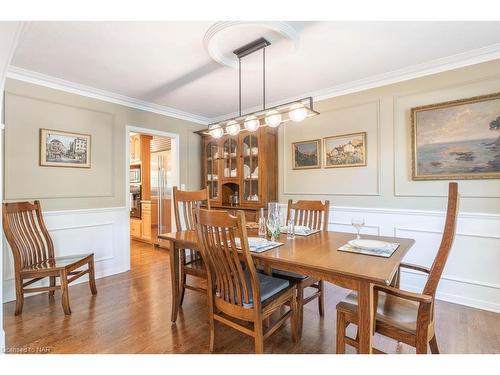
[
  {"x1": 280, "y1": 203, "x2": 500, "y2": 313},
  {"x1": 2, "y1": 206, "x2": 130, "y2": 303}
]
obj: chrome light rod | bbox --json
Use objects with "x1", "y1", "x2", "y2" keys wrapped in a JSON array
[
  {"x1": 198, "y1": 37, "x2": 320, "y2": 138},
  {"x1": 195, "y1": 97, "x2": 319, "y2": 136}
]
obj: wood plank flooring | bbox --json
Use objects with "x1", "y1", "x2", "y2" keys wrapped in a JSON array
[{"x1": 3, "y1": 240, "x2": 499, "y2": 354}]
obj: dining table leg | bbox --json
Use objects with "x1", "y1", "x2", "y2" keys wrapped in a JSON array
[
  {"x1": 357, "y1": 280, "x2": 374, "y2": 354},
  {"x1": 169, "y1": 240, "x2": 180, "y2": 323}
]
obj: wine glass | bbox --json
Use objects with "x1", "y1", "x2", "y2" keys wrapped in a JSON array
[{"x1": 351, "y1": 218, "x2": 365, "y2": 240}]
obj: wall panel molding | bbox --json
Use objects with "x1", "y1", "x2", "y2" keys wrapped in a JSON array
[
  {"x1": 392, "y1": 74, "x2": 500, "y2": 199},
  {"x1": 2, "y1": 206, "x2": 129, "y2": 303},
  {"x1": 7, "y1": 66, "x2": 210, "y2": 125},
  {"x1": 282, "y1": 100, "x2": 381, "y2": 196},
  {"x1": 280, "y1": 203, "x2": 500, "y2": 313},
  {"x1": 4, "y1": 91, "x2": 116, "y2": 200}
]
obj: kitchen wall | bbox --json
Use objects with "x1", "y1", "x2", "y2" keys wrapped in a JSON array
[
  {"x1": 2, "y1": 78, "x2": 205, "y2": 302},
  {"x1": 279, "y1": 59, "x2": 500, "y2": 312}
]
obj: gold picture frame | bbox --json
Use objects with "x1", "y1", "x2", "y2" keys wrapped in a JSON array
[
  {"x1": 292, "y1": 139, "x2": 321, "y2": 170},
  {"x1": 411, "y1": 92, "x2": 500, "y2": 180},
  {"x1": 323, "y1": 132, "x2": 367, "y2": 168},
  {"x1": 40, "y1": 128, "x2": 91, "y2": 168}
]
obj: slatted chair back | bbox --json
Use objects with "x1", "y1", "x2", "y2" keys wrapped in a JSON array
[
  {"x1": 173, "y1": 186, "x2": 210, "y2": 231},
  {"x1": 286, "y1": 200, "x2": 330, "y2": 231},
  {"x1": 195, "y1": 209, "x2": 260, "y2": 310},
  {"x1": 423, "y1": 182, "x2": 460, "y2": 297},
  {"x1": 2, "y1": 201, "x2": 55, "y2": 272}
]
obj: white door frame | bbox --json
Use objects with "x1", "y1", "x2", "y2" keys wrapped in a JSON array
[{"x1": 124, "y1": 125, "x2": 180, "y2": 266}]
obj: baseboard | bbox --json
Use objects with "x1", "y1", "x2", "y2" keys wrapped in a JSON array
[
  {"x1": 2, "y1": 264, "x2": 129, "y2": 303},
  {"x1": 2, "y1": 206, "x2": 130, "y2": 303},
  {"x1": 280, "y1": 203, "x2": 500, "y2": 314}
]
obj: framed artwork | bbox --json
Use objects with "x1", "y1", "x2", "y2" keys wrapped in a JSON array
[
  {"x1": 323, "y1": 132, "x2": 366, "y2": 168},
  {"x1": 292, "y1": 139, "x2": 321, "y2": 170},
  {"x1": 411, "y1": 92, "x2": 500, "y2": 180},
  {"x1": 40, "y1": 128, "x2": 91, "y2": 168}
]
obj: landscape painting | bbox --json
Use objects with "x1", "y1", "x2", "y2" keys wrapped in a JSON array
[
  {"x1": 40, "y1": 129, "x2": 91, "y2": 168},
  {"x1": 292, "y1": 139, "x2": 321, "y2": 169},
  {"x1": 412, "y1": 93, "x2": 500, "y2": 180},
  {"x1": 323, "y1": 132, "x2": 366, "y2": 168}
]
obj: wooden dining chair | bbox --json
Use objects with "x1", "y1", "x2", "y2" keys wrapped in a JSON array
[
  {"x1": 194, "y1": 208, "x2": 299, "y2": 353},
  {"x1": 172, "y1": 186, "x2": 210, "y2": 307},
  {"x1": 2, "y1": 201, "x2": 97, "y2": 315},
  {"x1": 272, "y1": 199, "x2": 330, "y2": 337},
  {"x1": 336, "y1": 182, "x2": 459, "y2": 354}
]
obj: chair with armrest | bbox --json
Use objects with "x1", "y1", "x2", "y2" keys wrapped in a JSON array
[
  {"x1": 194, "y1": 208, "x2": 298, "y2": 353},
  {"x1": 271, "y1": 199, "x2": 330, "y2": 338},
  {"x1": 172, "y1": 186, "x2": 210, "y2": 306},
  {"x1": 336, "y1": 182, "x2": 459, "y2": 354},
  {"x1": 3, "y1": 200, "x2": 97, "y2": 315}
]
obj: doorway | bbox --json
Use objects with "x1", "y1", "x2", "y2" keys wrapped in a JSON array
[{"x1": 125, "y1": 126, "x2": 180, "y2": 263}]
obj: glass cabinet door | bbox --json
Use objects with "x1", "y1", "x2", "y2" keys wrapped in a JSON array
[
  {"x1": 206, "y1": 141, "x2": 220, "y2": 200},
  {"x1": 222, "y1": 137, "x2": 238, "y2": 178},
  {"x1": 242, "y1": 134, "x2": 259, "y2": 202}
]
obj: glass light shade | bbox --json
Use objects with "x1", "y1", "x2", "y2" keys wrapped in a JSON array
[
  {"x1": 225, "y1": 120, "x2": 240, "y2": 136},
  {"x1": 289, "y1": 104, "x2": 308, "y2": 122},
  {"x1": 209, "y1": 125, "x2": 224, "y2": 139},
  {"x1": 244, "y1": 116, "x2": 260, "y2": 132},
  {"x1": 265, "y1": 110, "x2": 282, "y2": 128}
]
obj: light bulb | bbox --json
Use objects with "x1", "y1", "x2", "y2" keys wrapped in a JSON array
[
  {"x1": 265, "y1": 110, "x2": 282, "y2": 128},
  {"x1": 209, "y1": 125, "x2": 223, "y2": 139},
  {"x1": 244, "y1": 115, "x2": 260, "y2": 132},
  {"x1": 225, "y1": 120, "x2": 240, "y2": 136},
  {"x1": 289, "y1": 104, "x2": 308, "y2": 122}
]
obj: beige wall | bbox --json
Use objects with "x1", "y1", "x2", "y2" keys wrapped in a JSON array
[
  {"x1": 279, "y1": 59, "x2": 500, "y2": 214},
  {"x1": 3, "y1": 78, "x2": 204, "y2": 210}
]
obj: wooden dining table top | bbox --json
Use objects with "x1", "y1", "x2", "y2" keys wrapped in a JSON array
[{"x1": 158, "y1": 230, "x2": 415, "y2": 286}]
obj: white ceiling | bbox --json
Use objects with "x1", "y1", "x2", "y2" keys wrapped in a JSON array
[{"x1": 8, "y1": 21, "x2": 500, "y2": 122}]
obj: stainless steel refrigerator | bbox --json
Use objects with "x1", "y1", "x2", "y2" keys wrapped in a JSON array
[{"x1": 150, "y1": 150, "x2": 172, "y2": 247}]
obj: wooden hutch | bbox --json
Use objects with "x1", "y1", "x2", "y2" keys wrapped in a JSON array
[{"x1": 200, "y1": 126, "x2": 278, "y2": 222}]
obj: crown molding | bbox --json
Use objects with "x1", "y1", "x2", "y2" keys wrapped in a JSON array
[
  {"x1": 210, "y1": 42, "x2": 500, "y2": 123},
  {"x1": 7, "y1": 42, "x2": 500, "y2": 126},
  {"x1": 6, "y1": 66, "x2": 211, "y2": 125}
]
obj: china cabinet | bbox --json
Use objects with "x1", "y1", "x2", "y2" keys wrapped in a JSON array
[{"x1": 200, "y1": 126, "x2": 278, "y2": 221}]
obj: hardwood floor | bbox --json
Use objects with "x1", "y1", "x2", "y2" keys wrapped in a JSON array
[{"x1": 3, "y1": 240, "x2": 500, "y2": 354}]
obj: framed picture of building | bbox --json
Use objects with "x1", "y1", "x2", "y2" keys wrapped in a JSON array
[
  {"x1": 411, "y1": 92, "x2": 500, "y2": 180},
  {"x1": 292, "y1": 139, "x2": 321, "y2": 170},
  {"x1": 323, "y1": 132, "x2": 367, "y2": 168},
  {"x1": 40, "y1": 129, "x2": 91, "y2": 168}
]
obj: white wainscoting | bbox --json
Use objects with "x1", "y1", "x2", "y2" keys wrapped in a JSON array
[
  {"x1": 283, "y1": 204, "x2": 500, "y2": 313},
  {"x1": 2, "y1": 206, "x2": 130, "y2": 303}
]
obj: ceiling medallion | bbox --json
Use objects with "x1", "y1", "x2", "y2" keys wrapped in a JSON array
[
  {"x1": 199, "y1": 37, "x2": 319, "y2": 138},
  {"x1": 203, "y1": 21, "x2": 300, "y2": 69}
]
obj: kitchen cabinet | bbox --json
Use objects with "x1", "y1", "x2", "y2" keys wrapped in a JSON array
[{"x1": 130, "y1": 218, "x2": 142, "y2": 238}]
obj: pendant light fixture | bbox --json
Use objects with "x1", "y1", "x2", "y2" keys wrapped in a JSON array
[{"x1": 201, "y1": 37, "x2": 319, "y2": 138}]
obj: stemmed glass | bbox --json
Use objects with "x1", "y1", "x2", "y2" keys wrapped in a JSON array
[{"x1": 351, "y1": 218, "x2": 365, "y2": 240}]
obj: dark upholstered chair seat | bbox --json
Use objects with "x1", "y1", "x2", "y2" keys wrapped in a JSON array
[
  {"x1": 242, "y1": 272, "x2": 291, "y2": 308},
  {"x1": 272, "y1": 269, "x2": 308, "y2": 281}
]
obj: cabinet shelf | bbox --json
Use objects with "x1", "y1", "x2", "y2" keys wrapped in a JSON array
[{"x1": 201, "y1": 127, "x2": 277, "y2": 218}]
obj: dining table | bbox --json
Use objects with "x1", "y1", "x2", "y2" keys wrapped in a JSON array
[{"x1": 158, "y1": 229, "x2": 415, "y2": 354}]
